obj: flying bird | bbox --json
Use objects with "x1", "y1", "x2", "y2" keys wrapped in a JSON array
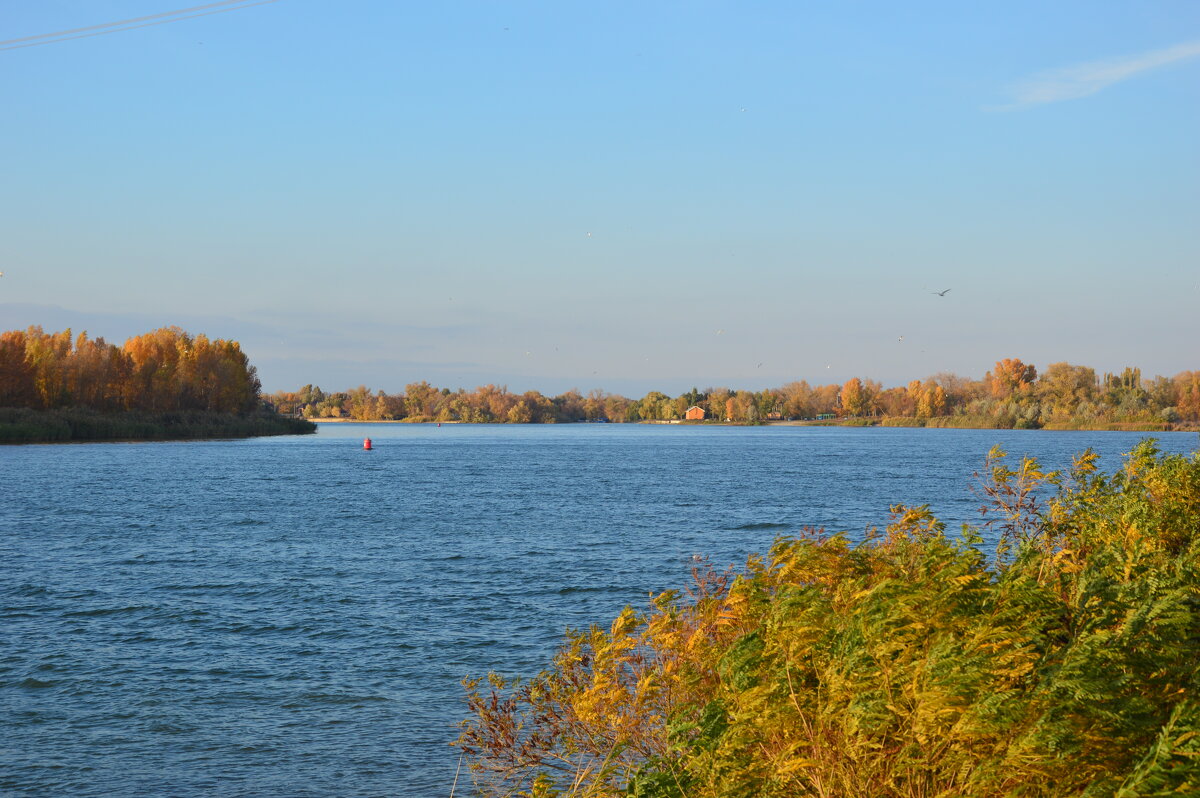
[{"x1": 932, "y1": 288, "x2": 951, "y2": 297}]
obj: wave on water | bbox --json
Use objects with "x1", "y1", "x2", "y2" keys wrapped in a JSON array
[
  {"x1": 555, "y1": 585, "x2": 628, "y2": 596},
  {"x1": 729, "y1": 522, "x2": 791, "y2": 530},
  {"x1": 282, "y1": 692, "x2": 392, "y2": 707},
  {"x1": 62, "y1": 605, "x2": 154, "y2": 618},
  {"x1": 10, "y1": 583, "x2": 52, "y2": 597}
]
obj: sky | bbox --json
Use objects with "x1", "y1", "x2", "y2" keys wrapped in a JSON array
[{"x1": 1, "y1": 1, "x2": 1197, "y2": 395}]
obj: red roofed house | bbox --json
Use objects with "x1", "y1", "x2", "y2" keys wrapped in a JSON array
[{"x1": 685, "y1": 405, "x2": 706, "y2": 421}]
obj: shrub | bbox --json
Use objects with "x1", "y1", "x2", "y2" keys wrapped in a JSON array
[
  {"x1": 880, "y1": 416, "x2": 924, "y2": 427},
  {"x1": 459, "y1": 442, "x2": 1200, "y2": 797}
]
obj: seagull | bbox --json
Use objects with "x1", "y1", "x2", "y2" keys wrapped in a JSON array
[
  {"x1": 898, "y1": 336, "x2": 904, "y2": 342},
  {"x1": 932, "y1": 288, "x2": 951, "y2": 297},
  {"x1": 716, "y1": 329, "x2": 725, "y2": 335},
  {"x1": 586, "y1": 232, "x2": 592, "y2": 237},
  {"x1": 757, "y1": 362, "x2": 763, "y2": 368}
]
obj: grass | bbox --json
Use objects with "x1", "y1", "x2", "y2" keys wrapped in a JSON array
[{"x1": 0, "y1": 407, "x2": 316, "y2": 443}]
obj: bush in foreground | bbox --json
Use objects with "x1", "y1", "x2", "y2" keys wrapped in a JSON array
[{"x1": 458, "y1": 441, "x2": 1200, "y2": 797}]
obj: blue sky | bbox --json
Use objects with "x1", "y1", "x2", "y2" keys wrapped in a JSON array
[{"x1": 2, "y1": 1, "x2": 1197, "y2": 394}]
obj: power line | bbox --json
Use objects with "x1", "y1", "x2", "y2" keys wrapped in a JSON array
[
  {"x1": 2, "y1": 1, "x2": 261, "y2": 44},
  {"x1": 0, "y1": 0, "x2": 282, "y2": 52}
]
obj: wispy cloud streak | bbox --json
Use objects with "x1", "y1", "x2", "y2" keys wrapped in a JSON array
[{"x1": 994, "y1": 39, "x2": 1200, "y2": 110}]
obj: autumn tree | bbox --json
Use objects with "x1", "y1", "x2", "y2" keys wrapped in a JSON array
[
  {"x1": 0, "y1": 330, "x2": 38, "y2": 407},
  {"x1": 0, "y1": 326, "x2": 260, "y2": 415},
  {"x1": 1176, "y1": 371, "x2": 1200, "y2": 422},
  {"x1": 812, "y1": 383, "x2": 841, "y2": 416},
  {"x1": 1038, "y1": 362, "x2": 1097, "y2": 418},
  {"x1": 986, "y1": 358, "x2": 1037, "y2": 399},
  {"x1": 1100, "y1": 367, "x2": 1148, "y2": 414},
  {"x1": 24, "y1": 327, "x2": 74, "y2": 408},
  {"x1": 404, "y1": 381, "x2": 439, "y2": 419},
  {"x1": 583, "y1": 389, "x2": 608, "y2": 421},
  {"x1": 916, "y1": 383, "x2": 947, "y2": 418},
  {"x1": 727, "y1": 390, "x2": 757, "y2": 422},
  {"x1": 637, "y1": 391, "x2": 673, "y2": 421},
  {"x1": 344, "y1": 385, "x2": 376, "y2": 420},
  {"x1": 555, "y1": 390, "x2": 586, "y2": 422},
  {"x1": 778, "y1": 381, "x2": 814, "y2": 419},
  {"x1": 840, "y1": 377, "x2": 867, "y2": 417},
  {"x1": 755, "y1": 390, "x2": 779, "y2": 420},
  {"x1": 707, "y1": 388, "x2": 731, "y2": 421},
  {"x1": 603, "y1": 394, "x2": 630, "y2": 422}
]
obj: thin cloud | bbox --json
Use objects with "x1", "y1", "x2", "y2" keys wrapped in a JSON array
[{"x1": 992, "y1": 39, "x2": 1200, "y2": 111}]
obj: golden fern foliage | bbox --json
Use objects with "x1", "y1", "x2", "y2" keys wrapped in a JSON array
[{"x1": 458, "y1": 442, "x2": 1200, "y2": 797}]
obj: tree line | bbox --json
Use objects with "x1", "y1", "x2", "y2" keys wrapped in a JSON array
[
  {"x1": 0, "y1": 326, "x2": 262, "y2": 415},
  {"x1": 270, "y1": 357, "x2": 1200, "y2": 428}
]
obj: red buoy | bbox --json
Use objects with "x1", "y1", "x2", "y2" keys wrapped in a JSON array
[{"x1": 363, "y1": 437, "x2": 373, "y2": 450}]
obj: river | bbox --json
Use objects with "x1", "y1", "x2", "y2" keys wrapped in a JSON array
[{"x1": 2, "y1": 424, "x2": 1197, "y2": 796}]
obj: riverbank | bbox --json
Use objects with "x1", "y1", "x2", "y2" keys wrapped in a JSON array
[
  {"x1": 305, "y1": 417, "x2": 1199, "y2": 432},
  {"x1": 0, "y1": 407, "x2": 317, "y2": 444},
  {"x1": 767, "y1": 418, "x2": 1200, "y2": 431}
]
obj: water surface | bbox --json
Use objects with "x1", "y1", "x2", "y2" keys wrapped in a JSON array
[{"x1": 3, "y1": 424, "x2": 1197, "y2": 795}]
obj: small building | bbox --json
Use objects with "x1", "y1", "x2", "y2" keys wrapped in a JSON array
[{"x1": 685, "y1": 405, "x2": 706, "y2": 421}]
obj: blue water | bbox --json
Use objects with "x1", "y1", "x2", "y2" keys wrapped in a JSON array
[{"x1": 2, "y1": 424, "x2": 1197, "y2": 796}]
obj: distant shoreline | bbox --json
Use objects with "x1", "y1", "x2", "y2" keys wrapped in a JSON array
[{"x1": 307, "y1": 418, "x2": 1198, "y2": 432}]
